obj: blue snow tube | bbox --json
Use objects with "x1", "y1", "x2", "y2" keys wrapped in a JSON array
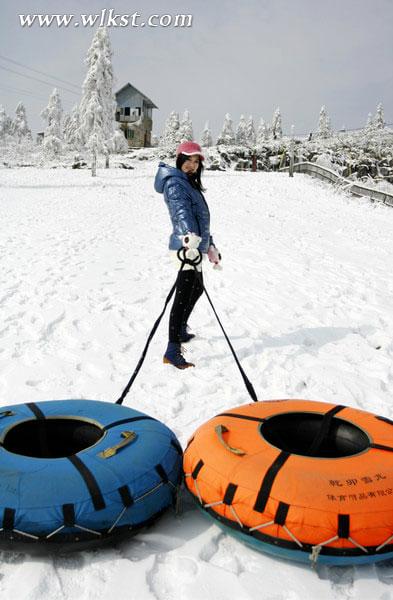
[{"x1": 0, "y1": 399, "x2": 182, "y2": 552}]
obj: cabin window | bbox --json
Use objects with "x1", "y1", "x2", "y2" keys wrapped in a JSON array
[
  {"x1": 136, "y1": 107, "x2": 141, "y2": 116},
  {"x1": 127, "y1": 129, "x2": 134, "y2": 139},
  {"x1": 124, "y1": 107, "x2": 130, "y2": 116},
  {"x1": 120, "y1": 107, "x2": 124, "y2": 114}
]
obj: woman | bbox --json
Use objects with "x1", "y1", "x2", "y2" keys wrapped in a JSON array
[{"x1": 154, "y1": 141, "x2": 221, "y2": 369}]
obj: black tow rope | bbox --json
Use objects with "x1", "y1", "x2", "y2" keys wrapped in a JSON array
[{"x1": 116, "y1": 249, "x2": 258, "y2": 405}]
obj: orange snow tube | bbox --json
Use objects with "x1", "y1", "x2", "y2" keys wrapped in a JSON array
[{"x1": 183, "y1": 399, "x2": 393, "y2": 566}]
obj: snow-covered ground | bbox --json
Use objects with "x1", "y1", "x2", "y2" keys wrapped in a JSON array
[{"x1": 1, "y1": 163, "x2": 393, "y2": 599}]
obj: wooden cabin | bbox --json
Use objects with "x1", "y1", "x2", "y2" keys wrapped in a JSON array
[{"x1": 115, "y1": 83, "x2": 158, "y2": 148}]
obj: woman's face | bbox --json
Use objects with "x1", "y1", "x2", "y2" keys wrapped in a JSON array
[{"x1": 181, "y1": 154, "x2": 200, "y2": 174}]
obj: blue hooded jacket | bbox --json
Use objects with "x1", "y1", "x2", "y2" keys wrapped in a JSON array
[{"x1": 154, "y1": 162, "x2": 212, "y2": 253}]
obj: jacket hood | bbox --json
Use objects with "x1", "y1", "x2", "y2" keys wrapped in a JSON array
[{"x1": 154, "y1": 162, "x2": 188, "y2": 193}]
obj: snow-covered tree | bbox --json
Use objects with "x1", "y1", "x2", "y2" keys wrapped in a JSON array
[
  {"x1": 40, "y1": 88, "x2": 63, "y2": 157},
  {"x1": 217, "y1": 113, "x2": 235, "y2": 145},
  {"x1": 63, "y1": 105, "x2": 83, "y2": 150},
  {"x1": 246, "y1": 115, "x2": 256, "y2": 146},
  {"x1": 365, "y1": 112, "x2": 373, "y2": 129},
  {"x1": 159, "y1": 111, "x2": 180, "y2": 150},
  {"x1": 236, "y1": 114, "x2": 248, "y2": 146},
  {"x1": 0, "y1": 105, "x2": 12, "y2": 139},
  {"x1": 271, "y1": 107, "x2": 282, "y2": 139},
  {"x1": 364, "y1": 112, "x2": 376, "y2": 137},
  {"x1": 256, "y1": 117, "x2": 268, "y2": 145},
  {"x1": 200, "y1": 121, "x2": 213, "y2": 147},
  {"x1": 374, "y1": 103, "x2": 385, "y2": 129},
  {"x1": 317, "y1": 105, "x2": 332, "y2": 138},
  {"x1": 11, "y1": 102, "x2": 32, "y2": 142},
  {"x1": 79, "y1": 27, "x2": 116, "y2": 175},
  {"x1": 62, "y1": 112, "x2": 71, "y2": 137},
  {"x1": 112, "y1": 125, "x2": 129, "y2": 153},
  {"x1": 178, "y1": 109, "x2": 193, "y2": 142}
]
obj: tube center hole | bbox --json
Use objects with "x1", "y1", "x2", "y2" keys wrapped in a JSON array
[
  {"x1": 3, "y1": 419, "x2": 104, "y2": 458},
  {"x1": 260, "y1": 412, "x2": 369, "y2": 458}
]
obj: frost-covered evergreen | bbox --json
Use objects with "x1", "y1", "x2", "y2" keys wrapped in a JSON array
[
  {"x1": 159, "y1": 111, "x2": 180, "y2": 150},
  {"x1": 364, "y1": 112, "x2": 376, "y2": 138},
  {"x1": 235, "y1": 114, "x2": 248, "y2": 146},
  {"x1": 79, "y1": 27, "x2": 116, "y2": 175},
  {"x1": 40, "y1": 88, "x2": 64, "y2": 157},
  {"x1": 217, "y1": 113, "x2": 235, "y2": 145},
  {"x1": 317, "y1": 105, "x2": 332, "y2": 138},
  {"x1": 256, "y1": 117, "x2": 268, "y2": 145},
  {"x1": 112, "y1": 125, "x2": 129, "y2": 153},
  {"x1": 200, "y1": 121, "x2": 213, "y2": 147},
  {"x1": 11, "y1": 102, "x2": 32, "y2": 142},
  {"x1": 178, "y1": 109, "x2": 193, "y2": 142},
  {"x1": 62, "y1": 112, "x2": 71, "y2": 139},
  {"x1": 374, "y1": 103, "x2": 385, "y2": 129},
  {"x1": 63, "y1": 105, "x2": 83, "y2": 150},
  {"x1": 327, "y1": 115, "x2": 332, "y2": 135},
  {"x1": 271, "y1": 107, "x2": 282, "y2": 139},
  {"x1": 0, "y1": 105, "x2": 12, "y2": 139},
  {"x1": 246, "y1": 115, "x2": 256, "y2": 146}
]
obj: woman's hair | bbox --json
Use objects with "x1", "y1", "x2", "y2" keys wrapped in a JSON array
[{"x1": 176, "y1": 154, "x2": 206, "y2": 192}]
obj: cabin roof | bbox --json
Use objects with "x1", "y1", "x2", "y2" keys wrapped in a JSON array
[{"x1": 115, "y1": 83, "x2": 158, "y2": 109}]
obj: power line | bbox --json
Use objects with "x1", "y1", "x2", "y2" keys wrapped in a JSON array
[
  {"x1": 0, "y1": 64, "x2": 80, "y2": 96},
  {"x1": 0, "y1": 85, "x2": 74, "y2": 113},
  {"x1": 0, "y1": 84, "x2": 51, "y2": 103},
  {"x1": 0, "y1": 54, "x2": 80, "y2": 91},
  {"x1": 292, "y1": 122, "x2": 393, "y2": 137}
]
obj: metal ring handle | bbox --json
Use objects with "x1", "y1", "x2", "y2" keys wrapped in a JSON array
[{"x1": 214, "y1": 424, "x2": 246, "y2": 456}]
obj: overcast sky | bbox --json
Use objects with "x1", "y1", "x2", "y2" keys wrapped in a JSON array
[{"x1": 1, "y1": 0, "x2": 392, "y2": 140}]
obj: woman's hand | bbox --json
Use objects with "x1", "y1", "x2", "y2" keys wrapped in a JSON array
[{"x1": 208, "y1": 244, "x2": 222, "y2": 266}]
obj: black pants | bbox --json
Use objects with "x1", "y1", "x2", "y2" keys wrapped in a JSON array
[{"x1": 169, "y1": 270, "x2": 204, "y2": 342}]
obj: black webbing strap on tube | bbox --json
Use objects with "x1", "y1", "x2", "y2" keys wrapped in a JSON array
[
  {"x1": 104, "y1": 415, "x2": 156, "y2": 431},
  {"x1": 308, "y1": 405, "x2": 345, "y2": 457},
  {"x1": 254, "y1": 451, "x2": 290, "y2": 513},
  {"x1": 2, "y1": 507, "x2": 15, "y2": 531},
  {"x1": 26, "y1": 402, "x2": 50, "y2": 457},
  {"x1": 26, "y1": 402, "x2": 45, "y2": 420},
  {"x1": 67, "y1": 455, "x2": 106, "y2": 511},
  {"x1": 338, "y1": 514, "x2": 350, "y2": 538}
]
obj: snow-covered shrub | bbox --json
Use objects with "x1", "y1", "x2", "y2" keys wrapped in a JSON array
[
  {"x1": 217, "y1": 113, "x2": 236, "y2": 145},
  {"x1": 178, "y1": 109, "x2": 193, "y2": 142},
  {"x1": 201, "y1": 121, "x2": 213, "y2": 147},
  {"x1": 40, "y1": 88, "x2": 64, "y2": 158}
]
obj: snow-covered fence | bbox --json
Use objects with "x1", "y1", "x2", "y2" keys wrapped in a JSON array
[{"x1": 280, "y1": 161, "x2": 393, "y2": 208}]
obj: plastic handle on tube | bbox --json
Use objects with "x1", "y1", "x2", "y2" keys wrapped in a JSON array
[
  {"x1": 0, "y1": 410, "x2": 15, "y2": 419},
  {"x1": 214, "y1": 424, "x2": 246, "y2": 456},
  {"x1": 98, "y1": 431, "x2": 137, "y2": 459}
]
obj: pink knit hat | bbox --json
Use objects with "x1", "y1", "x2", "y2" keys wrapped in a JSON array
[{"x1": 176, "y1": 141, "x2": 205, "y2": 161}]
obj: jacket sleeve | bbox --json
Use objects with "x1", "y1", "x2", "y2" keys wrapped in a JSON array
[{"x1": 165, "y1": 180, "x2": 199, "y2": 236}]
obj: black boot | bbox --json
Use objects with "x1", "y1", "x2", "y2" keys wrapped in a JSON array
[{"x1": 163, "y1": 342, "x2": 195, "y2": 369}]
